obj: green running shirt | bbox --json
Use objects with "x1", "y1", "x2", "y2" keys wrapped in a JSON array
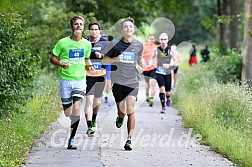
[{"x1": 53, "y1": 36, "x2": 92, "y2": 80}]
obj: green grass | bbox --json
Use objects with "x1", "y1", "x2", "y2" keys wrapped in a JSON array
[
  {"x1": 0, "y1": 75, "x2": 61, "y2": 167},
  {"x1": 173, "y1": 63, "x2": 252, "y2": 167}
]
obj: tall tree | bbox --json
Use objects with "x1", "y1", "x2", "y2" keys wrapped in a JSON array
[
  {"x1": 229, "y1": 0, "x2": 239, "y2": 50},
  {"x1": 218, "y1": 0, "x2": 228, "y2": 53},
  {"x1": 242, "y1": 0, "x2": 252, "y2": 84}
]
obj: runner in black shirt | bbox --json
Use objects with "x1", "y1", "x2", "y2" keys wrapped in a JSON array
[
  {"x1": 104, "y1": 17, "x2": 143, "y2": 150},
  {"x1": 84, "y1": 21, "x2": 109, "y2": 137}
]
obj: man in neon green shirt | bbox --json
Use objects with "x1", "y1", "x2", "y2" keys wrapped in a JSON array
[{"x1": 50, "y1": 15, "x2": 94, "y2": 149}]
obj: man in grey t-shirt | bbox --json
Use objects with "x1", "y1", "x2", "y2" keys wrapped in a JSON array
[{"x1": 104, "y1": 17, "x2": 143, "y2": 151}]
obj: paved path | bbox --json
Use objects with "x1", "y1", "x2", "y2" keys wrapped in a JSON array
[{"x1": 23, "y1": 79, "x2": 235, "y2": 167}]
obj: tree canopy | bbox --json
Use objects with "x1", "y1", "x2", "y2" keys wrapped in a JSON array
[{"x1": 0, "y1": 0, "x2": 250, "y2": 116}]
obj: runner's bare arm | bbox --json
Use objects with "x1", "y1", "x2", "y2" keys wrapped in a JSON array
[
  {"x1": 85, "y1": 58, "x2": 95, "y2": 71},
  {"x1": 162, "y1": 49, "x2": 178, "y2": 69},
  {"x1": 95, "y1": 51, "x2": 103, "y2": 58},
  {"x1": 102, "y1": 55, "x2": 122, "y2": 65},
  {"x1": 170, "y1": 49, "x2": 178, "y2": 66},
  {"x1": 153, "y1": 48, "x2": 158, "y2": 58},
  {"x1": 177, "y1": 51, "x2": 182, "y2": 63},
  {"x1": 50, "y1": 55, "x2": 69, "y2": 68},
  {"x1": 152, "y1": 48, "x2": 157, "y2": 63},
  {"x1": 137, "y1": 55, "x2": 144, "y2": 68}
]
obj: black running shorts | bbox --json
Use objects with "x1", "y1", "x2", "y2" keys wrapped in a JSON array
[
  {"x1": 112, "y1": 83, "x2": 139, "y2": 103},
  {"x1": 86, "y1": 76, "x2": 106, "y2": 98},
  {"x1": 156, "y1": 73, "x2": 172, "y2": 92}
]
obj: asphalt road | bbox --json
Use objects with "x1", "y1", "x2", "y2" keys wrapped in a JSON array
[{"x1": 23, "y1": 79, "x2": 235, "y2": 167}]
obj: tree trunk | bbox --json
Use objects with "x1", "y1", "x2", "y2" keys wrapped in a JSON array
[
  {"x1": 218, "y1": 0, "x2": 228, "y2": 53},
  {"x1": 242, "y1": 0, "x2": 252, "y2": 84},
  {"x1": 229, "y1": 0, "x2": 239, "y2": 50}
]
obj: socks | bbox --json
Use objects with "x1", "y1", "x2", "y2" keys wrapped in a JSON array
[
  {"x1": 159, "y1": 93, "x2": 165, "y2": 108},
  {"x1": 87, "y1": 120, "x2": 92, "y2": 129},
  {"x1": 146, "y1": 92, "x2": 149, "y2": 98},
  {"x1": 92, "y1": 114, "x2": 97, "y2": 122},
  {"x1": 70, "y1": 115, "x2": 80, "y2": 140},
  {"x1": 166, "y1": 95, "x2": 170, "y2": 100}
]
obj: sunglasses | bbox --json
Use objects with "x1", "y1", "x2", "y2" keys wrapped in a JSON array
[{"x1": 160, "y1": 39, "x2": 168, "y2": 40}]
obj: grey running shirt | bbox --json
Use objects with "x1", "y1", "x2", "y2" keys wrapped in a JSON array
[
  {"x1": 156, "y1": 46, "x2": 172, "y2": 75},
  {"x1": 105, "y1": 38, "x2": 143, "y2": 85}
]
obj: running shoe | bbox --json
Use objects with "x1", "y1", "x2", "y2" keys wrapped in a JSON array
[
  {"x1": 91, "y1": 121, "x2": 97, "y2": 132},
  {"x1": 104, "y1": 96, "x2": 108, "y2": 103},
  {"x1": 124, "y1": 139, "x2": 132, "y2": 151},
  {"x1": 149, "y1": 98, "x2": 154, "y2": 107},
  {"x1": 146, "y1": 96, "x2": 150, "y2": 102},
  {"x1": 116, "y1": 116, "x2": 124, "y2": 128},
  {"x1": 86, "y1": 128, "x2": 94, "y2": 137},
  {"x1": 166, "y1": 98, "x2": 172, "y2": 107},
  {"x1": 67, "y1": 138, "x2": 77, "y2": 150},
  {"x1": 160, "y1": 107, "x2": 166, "y2": 114}
]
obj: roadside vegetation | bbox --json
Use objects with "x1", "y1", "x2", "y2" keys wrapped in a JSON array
[
  {"x1": 1, "y1": 0, "x2": 250, "y2": 166},
  {"x1": 173, "y1": 49, "x2": 252, "y2": 167},
  {"x1": 0, "y1": 75, "x2": 61, "y2": 166}
]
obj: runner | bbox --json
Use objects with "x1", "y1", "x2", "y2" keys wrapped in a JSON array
[
  {"x1": 154, "y1": 33, "x2": 178, "y2": 114},
  {"x1": 171, "y1": 45, "x2": 182, "y2": 90},
  {"x1": 142, "y1": 34, "x2": 158, "y2": 106},
  {"x1": 84, "y1": 21, "x2": 108, "y2": 137},
  {"x1": 103, "y1": 64, "x2": 111, "y2": 103},
  {"x1": 104, "y1": 17, "x2": 143, "y2": 150},
  {"x1": 50, "y1": 15, "x2": 93, "y2": 149}
]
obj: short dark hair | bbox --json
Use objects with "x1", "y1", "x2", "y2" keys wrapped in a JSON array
[
  {"x1": 148, "y1": 34, "x2": 155, "y2": 38},
  {"x1": 70, "y1": 16, "x2": 85, "y2": 27},
  {"x1": 120, "y1": 17, "x2": 135, "y2": 29},
  {"x1": 88, "y1": 21, "x2": 101, "y2": 30}
]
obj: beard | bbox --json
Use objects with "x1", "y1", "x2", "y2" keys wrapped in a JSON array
[{"x1": 74, "y1": 30, "x2": 82, "y2": 36}]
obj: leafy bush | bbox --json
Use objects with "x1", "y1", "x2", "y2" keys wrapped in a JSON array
[
  {"x1": 207, "y1": 48, "x2": 242, "y2": 83},
  {"x1": 0, "y1": 74, "x2": 61, "y2": 166},
  {"x1": 0, "y1": 12, "x2": 40, "y2": 116},
  {"x1": 174, "y1": 63, "x2": 216, "y2": 95}
]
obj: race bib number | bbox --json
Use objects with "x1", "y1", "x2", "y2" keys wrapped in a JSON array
[
  {"x1": 92, "y1": 62, "x2": 102, "y2": 71},
  {"x1": 69, "y1": 49, "x2": 84, "y2": 61},
  {"x1": 93, "y1": 46, "x2": 102, "y2": 51},
  {"x1": 121, "y1": 51, "x2": 135, "y2": 63},
  {"x1": 156, "y1": 66, "x2": 167, "y2": 75}
]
